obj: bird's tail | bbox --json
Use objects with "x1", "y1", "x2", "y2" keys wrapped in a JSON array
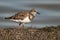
[{"x1": 5, "y1": 17, "x2": 11, "y2": 19}]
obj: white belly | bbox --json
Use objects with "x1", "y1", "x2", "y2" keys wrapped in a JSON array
[
  {"x1": 10, "y1": 17, "x2": 31, "y2": 23},
  {"x1": 20, "y1": 17, "x2": 31, "y2": 22}
]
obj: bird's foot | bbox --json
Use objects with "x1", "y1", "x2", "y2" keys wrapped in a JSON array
[
  {"x1": 17, "y1": 26, "x2": 21, "y2": 29},
  {"x1": 17, "y1": 26, "x2": 24, "y2": 29},
  {"x1": 18, "y1": 23, "x2": 25, "y2": 29}
]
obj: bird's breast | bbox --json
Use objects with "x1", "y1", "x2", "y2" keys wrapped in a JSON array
[{"x1": 21, "y1": 16, "x2": 31, "y2": 22}]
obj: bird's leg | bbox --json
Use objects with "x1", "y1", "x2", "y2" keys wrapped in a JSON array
[
  {"x1": 20, "y1": 23, "x2": 25, "y2": 28},
  {"x1": 18, "y1": 22, "x2": 22, "y2": 29},
  {"x1": 19, "y1": 22, "x2": 22, "y2": 26},
  {"x1": 19, "y1": 22, "x2": 24, "y2": 27},
  {"x1": 22, "y1": 23, "x2": 25, "y2": 27},
  {"x1": 19, "y1": 22, "x2": 25, "y2": 28}
]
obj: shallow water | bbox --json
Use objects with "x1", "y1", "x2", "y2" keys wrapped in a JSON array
[{"x1": 0, "y1": 1, "x2": 60, "y2": 28}]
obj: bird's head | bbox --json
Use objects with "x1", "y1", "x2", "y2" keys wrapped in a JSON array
[{"x1": 30, "y1": 8, "x2": 40, "y2": 16}]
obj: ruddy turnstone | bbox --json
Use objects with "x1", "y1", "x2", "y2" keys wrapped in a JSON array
[{"x1": 5, "y1": 8, "x2": 40, "y2": 27}]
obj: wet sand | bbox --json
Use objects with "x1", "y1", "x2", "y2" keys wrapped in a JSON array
[{"x1": 0, "y1": 26, "x2": 60, "y2": 40}]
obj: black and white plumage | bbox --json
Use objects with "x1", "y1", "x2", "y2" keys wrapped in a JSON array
[{"x1": 5, "y1": 8, "x2": 40, "y2": 27}]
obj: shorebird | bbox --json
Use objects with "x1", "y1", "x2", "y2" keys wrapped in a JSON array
[{"x1": 5, "y1": 8, "x2": 40, "y2": 27}]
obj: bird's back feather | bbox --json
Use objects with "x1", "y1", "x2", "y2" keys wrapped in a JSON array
[{"x1": 5, "y1": 11, "x2": 30, "y2": 20}]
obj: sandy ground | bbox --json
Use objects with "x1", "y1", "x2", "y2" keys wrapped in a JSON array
[{"x1": 0, "y1": 26, "x2": 60, "y2": 40}]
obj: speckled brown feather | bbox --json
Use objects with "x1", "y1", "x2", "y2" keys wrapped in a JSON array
[
  {"x1": 29, "y1": 14, "x2": 35, "y2": 21},
  {"x1": 5, "y1": 10, "x2": 34, "y2": 20},
  {"x1": 5, "y1": 9, "x2": 36, "y2": 21}
]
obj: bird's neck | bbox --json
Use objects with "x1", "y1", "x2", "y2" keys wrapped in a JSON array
[
  {"x1": 31, "y1": 12, "x2": 37, "y2": 16},
  {"x1": 29, "y1": 13, "x2": 35, "y2": 21}
]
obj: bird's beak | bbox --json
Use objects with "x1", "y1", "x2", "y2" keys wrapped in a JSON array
[{"x1": 37, "y1": 12, "x2": 40, "y2": 14}]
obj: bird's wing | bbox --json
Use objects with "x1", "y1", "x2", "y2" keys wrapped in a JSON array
[{"x1": 8, "y1": 11, "x2": 29, "y2": 20}]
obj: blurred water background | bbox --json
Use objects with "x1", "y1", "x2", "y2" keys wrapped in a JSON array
[{"x1": 0, "y1": 0, "x2": 60, "y2": 28}]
